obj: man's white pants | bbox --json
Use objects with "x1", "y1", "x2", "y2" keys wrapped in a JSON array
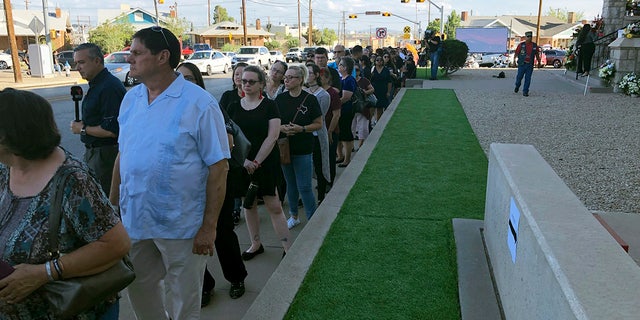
[{"x1": 127, "y1": 238, "x2": 207, "y2": 320}]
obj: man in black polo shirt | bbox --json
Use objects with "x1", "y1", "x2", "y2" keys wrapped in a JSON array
[{"x1": 70, "y1": 43, "x2": 125, "y2": 194}]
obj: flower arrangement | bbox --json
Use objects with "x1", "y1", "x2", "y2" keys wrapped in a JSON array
[
  {"x1": 598, "y1": 60, "x2": 615, "y2": 84},
  {"x1": 622, "y1": 21, "x2": 640, "y2": 38},
  {"x1": 618, "y1": 72, "x2": 640, "y2": 96}
]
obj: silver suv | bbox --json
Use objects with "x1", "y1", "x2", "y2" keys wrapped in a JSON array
[
  {"x1": 286, "y1": 47, "x2": 303, "y2": 62},
  {"x1": 232, "y1": 46, "x2": 271, "y2": 69}
]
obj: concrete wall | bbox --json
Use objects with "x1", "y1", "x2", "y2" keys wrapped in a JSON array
[{"x1": 484, "y1": 143, "x2": 640, "y2": 320}]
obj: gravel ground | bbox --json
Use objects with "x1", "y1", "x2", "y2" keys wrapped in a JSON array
[{"x1": 424, "y1": 68, "x2": 640, "y2": 214}]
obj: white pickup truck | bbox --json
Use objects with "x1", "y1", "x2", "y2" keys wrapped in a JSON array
[{"x1": 286, "y1": 47, "x2": 303, "y2": 62}]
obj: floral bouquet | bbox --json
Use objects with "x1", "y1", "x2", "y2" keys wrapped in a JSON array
[
  {"x1": 623, "y1": 21, "x2": 640, "y2": 38},
  {"x1": 618, "y1": 72, "x2": 640, "y2": 96},
  {"x1": 598, "y1": 60, "x2": 615, "y2": 84}
]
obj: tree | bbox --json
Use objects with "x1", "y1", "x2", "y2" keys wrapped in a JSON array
[
  {"x1": 443, "y1": 10, "x2": 461, "y2": 40},
  {"x1": 546, "y1": 7, "x2": 584, "y2": 22},
  {"x1": 89, "y1": 19, "x2": 135, "y2": 54},
  {"x1": 284, "y1": 36, "x2": 299, "y2": 49},
  {"x1": 319, "y1": 28, "x2": 338, "y2": 45},
  {"x1": 302, "y1": 29, "x2": 322, "y2": 45},
  {"x1": 426, "y1": 18, "x2": 440, "y2": 34},
  {"x1": 264, "y1": 40, "x2": 281, "y2": 50},
  {"x1": 163, "y1": 17, "x2": 191, "y2": 43},
  {"x1": 213, "y1": 5, "x2": 234, "y2": 24},
  {"x1": 440, "y1": 39, "x2": 468, "y2": 74}
]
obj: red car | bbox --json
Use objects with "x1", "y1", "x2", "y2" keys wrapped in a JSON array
[{"x1": 182, "y1": 45, "x2": 194, "y2": 57}]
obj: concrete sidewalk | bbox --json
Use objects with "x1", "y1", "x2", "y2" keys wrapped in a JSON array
[{"x1": 0, "y1": 69, "x2": 83, "y2": 90}]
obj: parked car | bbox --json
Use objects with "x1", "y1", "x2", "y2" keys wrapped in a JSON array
[
  {"x1": 104, "y1": 51, "x2": 138, "y2": 87},
  {"x1": 186, "y1": 50, "x2": 231, "y2": 75},
  {"x1": 3, "y1": 48, "x2": 27, "y2": 63},
  {"x1": 182, "y1": 45, "x2": 194, "y2": 58},
  {"x1": 269, "y1": 50, "x2": 284, "y2": 63},
  {"x1": 0, "y1": 52, "x2": 13, "y2": 69},
  {"x1": 477, "y1": 53, "x2": 504, "y2": 67},
  {"x1": 193, "y1": 43, "x2": 212, "y2": 52},
  {"x1": 286, "y1": 47, "x2": 303, "y2": 62},
  {"x1": 222, "y1": 51, "x2": 236, "y2": 59},
  {"x1": 232, "y1": 46, "x2": 270, "y2": 69},
  {"x1": 56, "y1": 50, "x2": 77, "y2": 70},
  {"x1": 302, "y1": 46, "x2": 320, "y2": 61},
  {"x1": 543, "y1": 49, "x2": 567, "y2": 68}
]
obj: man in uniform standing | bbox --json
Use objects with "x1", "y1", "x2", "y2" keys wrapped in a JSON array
[
  {"x1": 71, "y1": 43, "x2": 125, "y2": 193},
  {"x1": 514, "y1": 31, "x2": 542, "y2": 97}
]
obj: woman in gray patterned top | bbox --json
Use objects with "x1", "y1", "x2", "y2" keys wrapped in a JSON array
[{"x1": 0, "y1": 88, "x2": 130, "y2": 319}]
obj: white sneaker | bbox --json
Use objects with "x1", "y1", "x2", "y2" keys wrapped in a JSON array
[{"x1": 287, "y1": 216, "x2": 300, "y2": 229}]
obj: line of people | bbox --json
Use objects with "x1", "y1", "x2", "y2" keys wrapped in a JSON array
[{"x1": 0, "y1": 25, "x2": 418, "y2": 320}]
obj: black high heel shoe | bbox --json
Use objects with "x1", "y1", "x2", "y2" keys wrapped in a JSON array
[{"x1": 241, "y1": 244, "x2": 264, "y2": 261}]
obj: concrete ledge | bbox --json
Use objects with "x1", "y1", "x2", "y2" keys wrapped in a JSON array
[
  {"x1": 484, "y1": 144, "x2": 640, "y2": 320},
  {"x1": 453, "y1": 218, "x2": 503, "y2": 320},
  {"x1": 242, "y1": 89, "x2": 408, "y2": 319}
]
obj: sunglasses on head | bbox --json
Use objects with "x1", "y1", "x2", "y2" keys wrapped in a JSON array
[{"x1": 151, "y1": 26, "x2": 170, "y2": 49}]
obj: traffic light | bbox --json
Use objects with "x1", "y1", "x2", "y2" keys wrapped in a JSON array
[
  {"x1": 348, "y1": 14, "x2": 357, "y2": 19},
  {"x1": 416, "y1": 0, "x2": 425, "y2": 2},
  {"x1": 382, "y1": 12, "x2": 391, "y2": 17},
  {"x1": 50, "y1": 29, "x2": 56, "y2": 39},
  {"x1": 158, "y1": 0, "x2": 164, "y2": 4},
  {"x1": 401, "y1": 0, "x2": 409, "y2": 3}
]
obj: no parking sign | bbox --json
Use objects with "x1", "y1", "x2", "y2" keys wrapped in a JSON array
[{"x1": 376, "y1": 27, "x2": 387, "y2": 39}]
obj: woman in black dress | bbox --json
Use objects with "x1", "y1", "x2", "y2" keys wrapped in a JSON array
[{"x1": 227, "y1": 66, "x2": 293, "y2": 260}]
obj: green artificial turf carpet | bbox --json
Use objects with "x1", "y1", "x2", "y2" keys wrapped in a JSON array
[{"x1": 284, "y1": 89, "x2": 488, "y2": 320}]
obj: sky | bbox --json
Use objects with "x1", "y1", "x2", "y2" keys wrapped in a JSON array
[{"x1": 15, "y1": 0, "x2": 604, "y2": 35}]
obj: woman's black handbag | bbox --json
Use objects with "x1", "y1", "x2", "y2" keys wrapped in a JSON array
[{"x1": 41, "y1": 168, "x2": 135, "y2": 319}]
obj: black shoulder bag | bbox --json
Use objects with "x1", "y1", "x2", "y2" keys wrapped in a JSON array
[{"x1": 41, "y1": 167, "x2": 135, "y2": 319}]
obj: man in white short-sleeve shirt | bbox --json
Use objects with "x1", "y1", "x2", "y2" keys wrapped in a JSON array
[{"x1": 109, "y1": 27, "x2": 230, "y2": 320}]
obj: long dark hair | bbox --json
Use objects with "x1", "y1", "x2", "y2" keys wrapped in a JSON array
[
  {"x1": 576, "y1": 24, "x2": 592, "y2": 45},
  {"x1": 176, "y1": 62, "x2": 205, "y2": 89}
]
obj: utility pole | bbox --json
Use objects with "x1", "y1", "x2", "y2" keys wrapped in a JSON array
[
  {"x1": 342, "y1": 11, "x2": 346, "y2": 44},
  {"x1": 207, "y1": 0, "x2": 210, "y2": 25},
  {"x1": 242, "y1": 0, "x2": 247, "y2": 45},
  {"x1": 308, "y1": 0, "x2": 312, "y2": 46},
  {"x1": 24, "y1": 0, "x2": 29, "y2": 9},
  {"x1": 297, "y1": 0, "x2": 301, "y2": 46},
  {"x1": 153, "y1": 0, "x2": 159, "y2": 26},
  {"x1": 535, "y1": 0, "x2": 542, "y2": 46},
  {"x1": 4, "y1": 0, "x2": 23, "y2": 83}
]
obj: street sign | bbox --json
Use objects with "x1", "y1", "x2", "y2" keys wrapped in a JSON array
[
  {"x1": 376, "y1": 27, "x2": 387, "y2": 39},
  {"x1": 29, "y1": 17, "x2": 44, "y2": 35},
  {"x1": 365, "y1": 11, "x2": 381, "y2": 15},
  {"x1": 403, "y1": 26, "x2": 411, "y2": 34},
  {"x1": 403, "y1": 33, "x2": 411, "y2": 39}
]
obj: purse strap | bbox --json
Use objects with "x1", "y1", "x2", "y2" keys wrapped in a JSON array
[{"x1": 47, "y1": 167, "x2": 77, "y2": 259}]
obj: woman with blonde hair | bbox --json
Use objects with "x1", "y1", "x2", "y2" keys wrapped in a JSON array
[{"x1": 275, "y1": 66, "x2": 323, "y2": 229}]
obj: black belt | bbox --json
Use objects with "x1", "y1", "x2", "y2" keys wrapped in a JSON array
[{"x1": 85, "y1": 143, "x2": 118, "y2": 149}]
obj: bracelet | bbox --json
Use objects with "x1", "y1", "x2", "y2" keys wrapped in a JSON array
[
  {"x1": 252, "y1": 160, "x2": 261, "y2": 167},
  {"x1": 53, "y1": 258, "x2": 64, "y2": 280},
  {"x1": 45, "y1": 261, "x2": 55, "y2": 281}
]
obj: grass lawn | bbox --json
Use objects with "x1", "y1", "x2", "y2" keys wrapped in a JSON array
[
  {"x1": 416, "y1": 67, "x2": 448, "y2": 80},
  {"x1": 284, "y1": 89, "x2": 488, "y2": 319}
]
